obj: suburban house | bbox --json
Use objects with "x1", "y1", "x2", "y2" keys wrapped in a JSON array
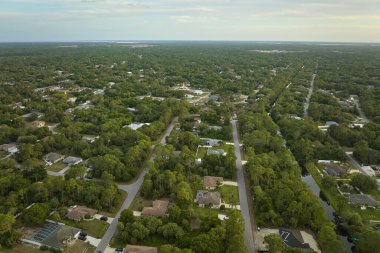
[
  {"x1": 201, "y1": 138, "x2": 221, "y2": 147},
  {"x1": 81, "y1": 135, "x2": 99, "y2": 143},
  {"x1": 43, "y1": 152, "x2": 64, "y2": 165},
  {"x1": 185, "y1": 114, "x2": 202, "y2": 124},
  {"x1": 207, "y1": 125, "x2": 223, "y2": 131},
  {"x1": 324, "y1": 163, "x2": 348, "y2": 177},
  {"x1": 0, "y1": 143, "x2": 18, "y2": 155},
  {"x1": 348, "y1": 194, "x2": 380, "y2": 209},
  {"x1": 66, "y1": 205, "x2": 97, "y2": 221},
  {"x1": 318, "y1": 121, "x2": 339, "y2": 132},
  {"x1": 75, "y1": 101, "x2": 93, "y2": 110},
  {"x1": 196, "y1": 190, "x2": 221, "y2": 208},
  {"x1": 63, "y1": 156, "x2": 83, "y2": 166},
  {"x1": 209, "y1": 94, "x2": 220, "y2": 102},
  {"x1": 22, "y1": 221, "x2": 80, "y2": 250},
  {"x1": 361, "y1": 166, "x2": 376, "y2": 177},
  {"x1": 30, "y1": 120, "x2": 46, "y2": 128},
  {"x1": 141, "y1": 200, "x2": 169, "y2": 217},
  {"x1": 207, "y1": 149, "x2": 226, "y2": 156},
  {"x1": 124, "y1": 245, "x2": 158, "y2": 253},
  {"x1": 203, "y1": 176, "x2": 223, "y2": 190},
  {"x1": 125, "y1": 123, "x2": 151, "y2": 130}
]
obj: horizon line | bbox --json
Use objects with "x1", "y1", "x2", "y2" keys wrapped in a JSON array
[{"x1": 0, "y1": 39, "x2": 380, "y2": 45}]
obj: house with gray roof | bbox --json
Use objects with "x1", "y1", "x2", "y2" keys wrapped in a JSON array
[
  {"x1": 196, "y1": 190, "x2": 221, "y2": 208},
  {"x1": 201, "y1": 138, "x2": 221, "y2": 147},
  {"x1": 43, "y1": 152, "x2": 64, "y2": 165},
  {"x1": 207, "y1": 149, "x2": 226, "y2": 156},
  {"x1": 63, "y1": 156, "x2": 83, "y2": 166},
  {"x1": 348, "y1": 194, "x2": 380, "y2": 209}
]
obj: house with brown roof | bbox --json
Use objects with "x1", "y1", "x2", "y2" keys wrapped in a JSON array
[
  {"x1": 203, "y1": 176, "x2": 223, "y2": 190},
  {"x1": 0, "y1": 143, "x2": 18, "y2": 154},
  {"x1": 196, "y1": 190, "x2": 221, "y2": 208},
  {"x1": 66, "y1": 205, "x2": 97, "y2": 221},
  {"x1": 30, "y1": 120, "x2": 46, "y2": 128},
  {"x1": 124, "y1": 245, "x2": 158, "y2": 253},
  {"x1": 141, "y1": 200, "x2": 169, "y2": 217}
]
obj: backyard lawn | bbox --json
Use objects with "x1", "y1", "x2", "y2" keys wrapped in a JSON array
[
  {"x1": 1, "y1": 244, "x2": 43, "y2": 253},
  {"x1": 53, "y1": 218, "x2": 109, "y2": 239},
  {"x1": 47, "y1": 161, "x2": 67, "y2": 172},
  {"x1": 129, "y1": 193, "x2": 152, "y2": 211},
  {"x1": 64, "y1": 240, "x2": 95, "y2": 253}
]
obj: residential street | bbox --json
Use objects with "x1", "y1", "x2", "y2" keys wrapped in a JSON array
[
  {"x1": 95, "y1": 117, "x2": 178, "y2": 253},
  {"x1": 304, "y1": 73, "x2": 316, "y2": 117},
  {"x1": 351, "y1": 96, "x2": 369, "y2": 123},
  {"x1": 231, "y1": 120, "x2": 256, "y2": 253}
]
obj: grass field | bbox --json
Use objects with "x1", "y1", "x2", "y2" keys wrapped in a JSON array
[
  {"x1": 56, "y1": 218, "x2": 109, "y2": 239},
  {"x1": 64, "y1": 241, "x2": 95, "y2": 253},
  {"x1": 0, "y1": 244, "x2": 43, "y2": 253},
  {"x1": 47, "y1": 161, "x2": 67, "y2": 172},
  {"x1": 129, "y1": 193, "x2": 152, "y2": 211},
  {"x1": 220, "y1": 185, "x2": 240, "y2": 204}
]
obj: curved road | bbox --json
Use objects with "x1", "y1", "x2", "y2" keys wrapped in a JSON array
[
  {"x1": 95, "y1": 117, "x2": 178, "y2": 253},
  {"x1": 231, "y1": 120, "x2": 256, "y2": 253}
]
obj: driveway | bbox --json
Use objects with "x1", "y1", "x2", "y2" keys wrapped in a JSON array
[
  {"x1": 95, "y1": 117, "x2": 178, "y2": 253},
  {"x1": 231, "y1": 120, "x2": 256, "y2": 253}
]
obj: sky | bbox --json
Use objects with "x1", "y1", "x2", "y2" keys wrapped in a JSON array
[{"x1": 1, "y1": 0, "x2": 380, "y2": 42}]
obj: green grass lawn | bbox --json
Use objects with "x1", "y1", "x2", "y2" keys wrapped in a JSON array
[
  {"x1": 1, "y1": 244, "x2": 44, "y2": 253},
  {"x1": 64, "y1": 241, "x2": 95, "y2": 253},
  {"x1": 129, "y1": 193, "x2": 152, "y2": 212},
  {"x1": 47, "y1": 161, "x2": 67, "y2": 172},
  {"x1": 196, "y1": 147, "x2": 207, "y2": 158},
  {"x1": 56, "y1": 218, "x2": 109, "y2": 239},
  {"x1": 219, "y1": 185, "x2": 240, "y2": 205}
]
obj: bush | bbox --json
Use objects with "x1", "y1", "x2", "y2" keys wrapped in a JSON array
[{"x1": 40, "y1": 245, "x2": 49, "y2": 251}]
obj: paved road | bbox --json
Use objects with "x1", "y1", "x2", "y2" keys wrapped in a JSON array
[
  {"x1": 231, "y1": 120, "x2": 255, "y2": 253},
  {"x1": 95, "y1": 117, "x2": 178, "y2": 253},
  {"x1": 304, "y1": 73, "x2": 316, "y2": 117},
  {"x1": 346, "y1": 153, "x2": 370, "y2": 176},
  {"x1": 351, "y1": 95, "x2": 369, "y2": 123}
]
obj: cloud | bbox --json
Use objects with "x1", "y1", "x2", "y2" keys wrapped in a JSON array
[{"x1": 0, "y1": 0, "x2": 379, "y2": 42}]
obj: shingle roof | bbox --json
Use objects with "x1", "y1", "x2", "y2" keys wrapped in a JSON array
[
  {"x1": 348, "y1": 194, "x2": 380, "y2": 207},
  {"x1": 203, "y1": 176, "x2": 223, "y2": 188},
  {"x1": 141, "y1": 200, "x2": 169, "y2": 217},
  {"x1": 66, "y1": 206, "x2": 97, "y2": 221},
  {"x1": 196, "y1": 190, "x2": 221, "y2": 205},
  {"x1": 43, "y1": 152, "x2": 64, "y2": 163}
]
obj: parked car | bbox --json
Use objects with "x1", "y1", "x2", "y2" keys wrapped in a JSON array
[
  {"x1": 115, "y1": 249, "x2": 123, "y2": 253},
  {"x1": 100, "y1": 216, "x2": 108, "y2": 221},
  {"x1": 78, "y1": 235, "x2": 87, "y2": 241},
  {"x1": 79, "y1": 231, "x2": 87, "y2": 237}
]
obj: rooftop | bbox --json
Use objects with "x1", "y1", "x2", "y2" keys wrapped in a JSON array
[
  {"x1": 141, "y1": 200, "x2": 169, "y2": 217},
  {"x1": 196, "y1": 190, "x2": 221, "y2": 206},
  {"x1": 203, "y1": 176, "x2": 223, "y2": 189},
  {"x1": 348, "y1": 194, "x2": 380, "y2": 208},
  {"x1": 66, "y1": 205, "x2": 97, "y2": 221}
]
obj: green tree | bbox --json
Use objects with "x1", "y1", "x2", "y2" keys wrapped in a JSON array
[
  {"x1": 22, "y1": 203, "x2": 50, "y2": 226},
  {"x1": 356, "y1": 230, "x2": 380, "y2": 253}
]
